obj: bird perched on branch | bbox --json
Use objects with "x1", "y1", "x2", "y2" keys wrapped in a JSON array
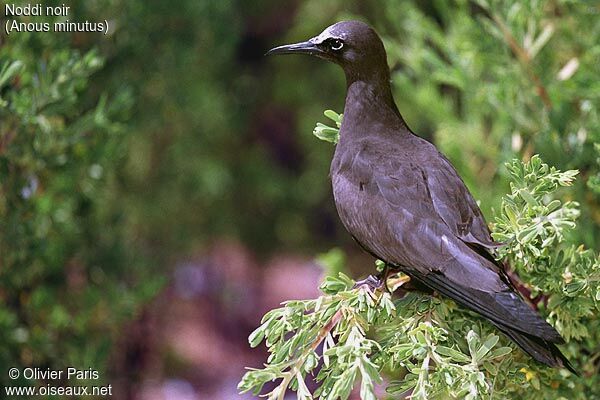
[{"x1": 267, "y1": 20, "x2": 574, "y2": 372}]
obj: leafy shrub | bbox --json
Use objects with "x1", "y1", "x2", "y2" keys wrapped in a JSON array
[
  {"x1": 0, "y1": 17, "x2": 161, "y2": 387},
  {"x1": 239, "y1": 150, "x2": 599, "y2": 399}
]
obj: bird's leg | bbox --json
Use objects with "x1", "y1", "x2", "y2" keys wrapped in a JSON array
[
  {"x1": 353, "y1": 263, "x2": 397, "y2": 292},
  {"x1": 379, "y1": 264, "x2": 394, "y2": 293}
]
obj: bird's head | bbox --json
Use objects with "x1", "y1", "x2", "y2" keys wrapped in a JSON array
[{"x1": 267, "y1": 21, "x2": 389, "y2": 82}]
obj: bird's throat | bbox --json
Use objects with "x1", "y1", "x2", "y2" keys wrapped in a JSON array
[{"x1": 341, "y1": 78, "x2": 406, "y2": 140}]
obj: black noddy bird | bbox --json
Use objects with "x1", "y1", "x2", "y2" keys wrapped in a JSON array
[{"x1": 267, "y1": 20, "x2": 574, "y2": 372}]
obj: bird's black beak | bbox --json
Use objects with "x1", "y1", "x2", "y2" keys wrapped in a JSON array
[{"x1": 266, "y1": 40, "x2": 324, "y2": 57}]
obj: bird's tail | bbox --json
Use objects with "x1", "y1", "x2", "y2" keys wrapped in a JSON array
[
  {"x1": 404, "y1": 266, "x2": 576, "y2": 373},
  {"x1": 491, "y1": 322, "x2": 577, "y2": 375}
]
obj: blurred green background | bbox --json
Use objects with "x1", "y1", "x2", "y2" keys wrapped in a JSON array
[{"x1": 1, "y1": 0, "x2": 598, "y2": 398}]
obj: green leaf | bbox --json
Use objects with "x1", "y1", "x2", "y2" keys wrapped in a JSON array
[
  {"x1": 313, "y1": 123, "x2": 339, "y2": 143},
  {"x1": 466, "y1": 330, "x2": 480, "y2": 357},
  {"x1": 436, "y1": 345, "x2": 471, "y2": 363},
  {"x1": 248, "y1": 326, "x2": 265, "y2": 348},
  {"x1": 489, "y1": 346, "x2": 513, "y2": 359},
  {"x1": 483, "y1": 360, "x2": 498, "y2": 376},
  {"x1": 313, "y1": 110, "x2": 343, "y2": 144},
  {"x1": 387, "y1": 377, "x2": 417, "y2": 395},
  {"x1": 324, "y1": 109, "x2": 343, "y2": 127},
  {"x1": 327, "y1": 367, "x2": 357, "y2": 400},
  {"x1": 518, "y1": 189, "x2": 538, "y2": 207},
  {"x1": 474, "y1": 334, "x2": 499, "y2": 361}
]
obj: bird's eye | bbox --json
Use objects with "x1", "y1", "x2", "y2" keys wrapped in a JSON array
[{"x1": 329, "y1": 39, "x2": 344, "y2": 51}]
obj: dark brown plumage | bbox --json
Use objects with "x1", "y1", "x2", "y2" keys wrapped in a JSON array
[{"x1": 268, "y1": 20, "x2": 574, "y2": 372}]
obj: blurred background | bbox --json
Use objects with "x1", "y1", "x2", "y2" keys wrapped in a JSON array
[{"x1": 1, "y1": 0, "x2": 598, "y2": 398}]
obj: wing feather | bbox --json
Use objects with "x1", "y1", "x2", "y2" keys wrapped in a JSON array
[{"x1": 425, "y1": 154, "x2": 500, "y2": 248}]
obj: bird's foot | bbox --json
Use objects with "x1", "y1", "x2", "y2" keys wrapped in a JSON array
[{"x1": 353, "y1": 274, "x2": 383, "y2": 291}]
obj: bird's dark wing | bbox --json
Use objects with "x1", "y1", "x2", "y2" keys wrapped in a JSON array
[
  {"x1": 423, "y1": 151, "x2": 501, "y2": 249},
  {"x1": 374, "y1": 165, "x2": 562, "y2": 342},
  {"x1": 404, "y1": 268, "x2": 563, "y2": 343},
  {"x1": 333, "y1": 143, "x2": 561, "y2": 342}
]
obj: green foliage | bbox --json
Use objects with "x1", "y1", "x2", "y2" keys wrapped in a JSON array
[
  {"x1": 493, "y1": 156, "x2": 600, "y2": 343},
  {"x1": 240, "y1": 155, "x2": 599, "y2": 399},
  {"x1": 239, "y1": 273, "x2": 391, "y2": 400},
  {"x1": 0, "y1": 4, "x2": 162, "y2": 387},
  {"x1": 493, "y1": 155, "x2": 580, "y2": 259},
  {"x1": 313, "y1": 110, "x2": 343, "y2": 144}
]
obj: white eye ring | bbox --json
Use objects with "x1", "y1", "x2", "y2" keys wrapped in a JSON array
[{"x1": 330, "y1": 39, "x2": 344, "y2": 51}]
